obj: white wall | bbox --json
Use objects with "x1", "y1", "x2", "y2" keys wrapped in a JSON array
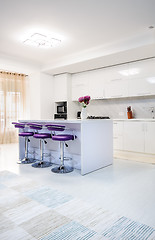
[
  {"x1": 0, "y1": 54, "x2": 54, "y2": 120},
  {"x1": 28, "y1": 72, "x2": 54, "y2": 120},
  {"x1": 40, "y1": 73, "x2": 54, "y2": 119}
]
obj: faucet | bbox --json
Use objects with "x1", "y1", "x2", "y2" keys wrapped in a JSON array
[{"x1": 150, "y1": 107, "x2": 154, "y2": 119}]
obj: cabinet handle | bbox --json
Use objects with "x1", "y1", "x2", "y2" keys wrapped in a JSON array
[
  {"x1": 111, "y1": 94, "x2": 123, "y2": 97},
  {"x1": 137, "y1": 92, "x2": 151, "y2": 96}
]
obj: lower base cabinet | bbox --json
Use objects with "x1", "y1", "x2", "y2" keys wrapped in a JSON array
[
  {"x1": 113, "y1": 121, "x2": 155, "y2": 155},
  {"x1": 145, "y1": 122, "x2": 155, "y2": 154}
]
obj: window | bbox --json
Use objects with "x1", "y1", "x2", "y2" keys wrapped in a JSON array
[{"x1": 0, "y1": 72, "x2": 27, "y2": 144}]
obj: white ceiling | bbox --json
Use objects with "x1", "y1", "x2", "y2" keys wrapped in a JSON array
[{"x1": 0, "y1": 0, "x2": 155, "y2": 74}]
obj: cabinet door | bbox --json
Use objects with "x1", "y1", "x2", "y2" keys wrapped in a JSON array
[
  {"x1": 128, "y1": 59, "x2": 155, "y2": 97},
  {"x1": 105, "y1": 78, "x2": 128, "y2": 98},
  {"x1": 123, "y1": 122, "x2": 145, "y2": 153},
  {"x1": 128, "y1": 77, "x2": 154, "y2": 97},
  {"x1": 89, "y1": 69, "x2": 106, "y2": 99},
  {"x1": 72, "y1": 72, "x2": 89, "y2": 101},
  {"x1": 113, "y1": 121, "x2": 124, "y2": 150},
  {"x1": 54, "y1": 74, "x2": 67, "y2": 102},
  {"x1": 145, "y1": 122, "x2": 155, "y2": 154}
]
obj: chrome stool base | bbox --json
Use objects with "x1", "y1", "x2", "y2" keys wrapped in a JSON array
[
  {"x1": 52, "y1": 165, "x2": 73, "y2": 174},
  {"x1": 32, "y1": 161, "x2": 52, "y2": 168},
  {"x1": 17, "y1": 158, "x2": 36, "y2": 164}
]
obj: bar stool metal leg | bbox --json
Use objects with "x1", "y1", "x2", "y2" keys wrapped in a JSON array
[
  {"x1": 52, "y1": 141, "x2": 73, "y2": 173},
  {"x1": 32, "y1": 139, "x2": 52, "y2": 168},
  {"x1": 18, "y1": 137, "x2": 36, "y2": 164}
]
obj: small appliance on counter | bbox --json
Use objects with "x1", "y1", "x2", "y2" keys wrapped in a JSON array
[
  {"x1": 127, "y1": 106, "x2": 133, "y2": 119},
  {"x1": 77, "y1": 111, "x2": 81, "y2": 119}
]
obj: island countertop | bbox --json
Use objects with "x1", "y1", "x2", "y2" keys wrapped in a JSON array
[{"x1": 19, "y1": 119, "x2": 113, "y2": 175}]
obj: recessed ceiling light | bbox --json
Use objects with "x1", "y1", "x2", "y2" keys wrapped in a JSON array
[{"x1": 23, "y1": 33, "x2": 61, "y2": 48}]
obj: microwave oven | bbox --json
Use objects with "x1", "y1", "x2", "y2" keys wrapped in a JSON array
[{"x1": 57, "y1": 105, "x2": 67, "y2": 114}]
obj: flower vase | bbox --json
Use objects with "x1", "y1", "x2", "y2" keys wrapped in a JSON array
[{"x1": 81, "y1": 107, "x2": 87, "y2": 120}]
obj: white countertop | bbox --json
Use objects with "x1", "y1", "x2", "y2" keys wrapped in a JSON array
[
  {"x1": 113, "y1": 118, "x2": 155, "y2": 122},
  {"x1": 20, "y1": 119, "x2": 113, "y2": 124}
]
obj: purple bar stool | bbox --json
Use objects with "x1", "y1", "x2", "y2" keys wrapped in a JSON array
[
  {"x1": 28, "y1": 123, "x2": 52, "y2": 168},
  {"x1": 12, "y1": 122, "x2": 35, "y2": 164},
  {"x1": 46, "y1": 124, "x2": 75, "y2": 174}
]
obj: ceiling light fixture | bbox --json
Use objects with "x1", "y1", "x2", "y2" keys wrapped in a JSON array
[{"x1": 23, "y1": 33, "x2": 61, "y2": 48}]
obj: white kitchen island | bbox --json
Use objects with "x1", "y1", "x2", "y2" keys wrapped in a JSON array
[{"x1": 19, "y1": 119, "x2": 113, "y2": 175}]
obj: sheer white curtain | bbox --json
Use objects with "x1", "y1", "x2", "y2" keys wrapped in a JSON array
[{"x1": 0, "y1": 71, "x2": 27, "y2": 144}]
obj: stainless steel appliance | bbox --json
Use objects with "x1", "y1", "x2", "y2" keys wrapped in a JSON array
[
  {"x1": 54, "y1": 113, "x2": 67, "y2": 119},
  {"x1": 77, "y1": 111, "x2": 81, "y2": 119},
  {"x1": 57, "y1": 105, "x2": 67, "y2": 114},
  {"x1": 87, "y1": 116, "x2": 110, "y2": 119}
]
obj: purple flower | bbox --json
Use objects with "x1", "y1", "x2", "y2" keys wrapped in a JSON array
[
  {"x1": 78, "y1": 96, "x2": 84, "y2": 103},
  {"x1": 78, "y1": 95, "x2": 91, "y2": 106},
  {"x1": 84, "y1": 96, "x2": 91, "y2": 101}
]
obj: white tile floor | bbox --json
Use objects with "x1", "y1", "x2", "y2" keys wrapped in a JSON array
[{"x1": 0, "y1": 143, "x2": 155, "y2": 229}]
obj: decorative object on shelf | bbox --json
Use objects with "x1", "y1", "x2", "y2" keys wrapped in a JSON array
[
  {"x1": 127, "y1": 106, "x2": 133, "y2": 119},
  {"x1": 78, "y1": 96, "x2": 91, "y2": 120}
]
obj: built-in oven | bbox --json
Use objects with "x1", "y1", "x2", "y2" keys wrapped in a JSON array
[{"x1": 54, "y1": 113, "x2": 67, "y2": 119}]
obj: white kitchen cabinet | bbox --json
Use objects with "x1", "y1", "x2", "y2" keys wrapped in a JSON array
[
  {"x1": 113, "y1": 121, "x2": 124, "y2": 150},
  {"x1": 105, "y1": 78, "x2": 128, "y2": 99},
  {"x1": 115, "y1": 120, "x2": 155, "y2": 155},
  {"x1": 128, "y1": 77, "x2": 155, "y2": 97},
  {"x1": 123, "y1": 121, "x2": 145, "y2": 153},
  {"x1": 128, "y1": 58, "x2": 155, "y2": 97},
  {"x1": 89, "y1": 69, "x2": 106, "y2": 99},
  {"x1": 145, "y1": 122, "x2": 155, "y2": 154},
  {"x1": 53, "y1": 74, "x2": 68, "y2": 102},
  {"x1": 72, "y1": 72, "x2": 89, "y2": 101},
  {"x1": 104, "y1": 64, "x2": 129, "y2": 99}
]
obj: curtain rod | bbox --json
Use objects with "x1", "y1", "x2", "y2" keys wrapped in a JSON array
[{"x1": 0, "y1": 70, "x2": 28, "y2": 77}]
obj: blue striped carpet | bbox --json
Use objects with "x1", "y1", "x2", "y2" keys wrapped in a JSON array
[{"x1": 0, "y1": 171, "x2": 154, "y2": 240}]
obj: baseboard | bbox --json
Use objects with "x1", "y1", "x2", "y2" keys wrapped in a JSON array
[{"x1": 114, "y1": 150, "x2": 155, "y2": 164}]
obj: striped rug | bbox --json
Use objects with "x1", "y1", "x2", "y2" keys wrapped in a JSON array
[{"x1": 0, "y1": 171, "x2": 155, "y2": 240}]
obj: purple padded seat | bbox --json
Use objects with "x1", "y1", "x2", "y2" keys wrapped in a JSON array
[
  {"x1": 12, "y1": 122, "x2": 26, "y2": 125},
  {"x1": 19, "y1": 132, "x2": 34, "y2": 137},
  {"x1": 15, "y1": 124, "x2": 25, "y2": 129},
  {"x1": 29, "y1": 123, "x2": 43, "y2": 130},
  {"x1": 27, "y1": 122, "x2": 42, "y2": 126},
  {"x1": 33, "y1": 133, "x2": 51, "y2": 139},
  {"x1": 46, "y1": 124, "x2": 65, "y2": 132},
  {"x1": 52, "y1": 134, "x2": 74, "y2": 141}
]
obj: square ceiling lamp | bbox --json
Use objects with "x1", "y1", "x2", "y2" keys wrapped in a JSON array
[{"x1": 23, "y1": 33, "x2": 61, "y2": 48}]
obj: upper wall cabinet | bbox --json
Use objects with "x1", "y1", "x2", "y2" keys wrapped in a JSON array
[
  {"x1": 128, "y1": 58, "x2": 155, "y2": 97},
  {"x1": 71, "y1": 58, "x2": 155, "y2": 101},
  {"x1": 104, "y1": 64, "x2": 129, "y2": 99},
  {"x1": 72, "y1": 72, "x2": 89, "y2": 101},
  {"x1": 89, "y1": 69, "x2": 106, "y2": 99},
  {"x1": 54, "y1": 74, "x2": 68, "y2": 102}
]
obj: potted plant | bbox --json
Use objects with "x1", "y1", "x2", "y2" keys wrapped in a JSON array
[{"x1": 78, "y1": 95, "x2": 91, "y2": 119}]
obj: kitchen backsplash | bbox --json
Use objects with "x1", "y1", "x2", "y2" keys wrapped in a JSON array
[{"x1": 75, "y1": 97, "x2": 155, "y2": 119}]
